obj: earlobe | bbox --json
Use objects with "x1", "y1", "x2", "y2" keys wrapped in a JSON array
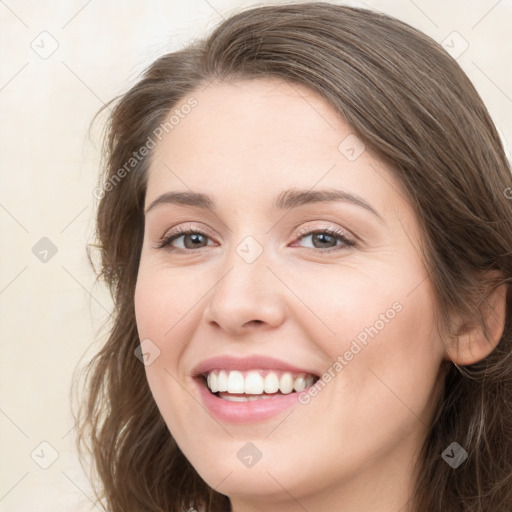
[{"x1": 445, "y1": 279, "x2": 508, "y2": 366}]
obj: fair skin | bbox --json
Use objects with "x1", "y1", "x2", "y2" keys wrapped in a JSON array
[{"x1": 134, "y1": 78, "x2": 502, "y2": 512}]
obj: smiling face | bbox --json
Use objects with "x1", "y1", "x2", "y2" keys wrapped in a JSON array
[{"x1": 134, "y1": 79, "x2": 447, "y2": 511}]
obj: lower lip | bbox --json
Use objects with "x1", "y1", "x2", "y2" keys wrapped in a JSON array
[{"x1": 195, "y1": 377, "x2": 305, "y2": 424}]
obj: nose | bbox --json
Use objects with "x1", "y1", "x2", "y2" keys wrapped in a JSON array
[{"x1": 202, "y1": 245, "x2": 287, "y2": 335}]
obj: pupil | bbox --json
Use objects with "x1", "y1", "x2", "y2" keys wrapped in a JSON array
[
  {"x1": 185, "y1": 233, "x2": 206, "y2": 249},
  {"x1": 314, "y1": 233, "x2": 335, "y2": 248}
]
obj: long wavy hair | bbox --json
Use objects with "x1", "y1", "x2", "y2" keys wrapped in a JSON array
[{"x1": 74, "y1": 3, "x2": 512, "y2": 511}]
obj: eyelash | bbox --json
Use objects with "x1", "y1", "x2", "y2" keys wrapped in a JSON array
[{"x1": 155, "y1": 226, "x2": 356, "y2": 255}]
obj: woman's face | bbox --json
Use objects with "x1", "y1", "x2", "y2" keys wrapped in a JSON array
[{"x1": 135, "y1": 79, "x2": 447, "y2": 510}]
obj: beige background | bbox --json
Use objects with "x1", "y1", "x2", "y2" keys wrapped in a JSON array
[{"x1": 0, "y1": 0, "x2": 510, "y2": 510}]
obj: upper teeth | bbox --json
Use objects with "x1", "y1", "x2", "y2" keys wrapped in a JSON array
[{"x1": 206, "y1": 370, "x2": 316, "y2": 395}]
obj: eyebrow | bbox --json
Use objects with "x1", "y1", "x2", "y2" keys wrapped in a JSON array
[{"x1": 144, "y1": 188, "x2": 383, "y2": 221}]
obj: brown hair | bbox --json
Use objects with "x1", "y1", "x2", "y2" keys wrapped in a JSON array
[{"x1": 74, "y1": 3, "x2": 512, "y2": 511}]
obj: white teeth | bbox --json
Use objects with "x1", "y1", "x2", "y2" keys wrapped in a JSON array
[
  {"x1": 279, "y1": 373, "x2": 294, "y2": 394},
  {"x1": 244, "y1": 371, "x2": 264, "y2": 394},
  {"x1": 205, "y1": 369, "x2": 317, "y2": 396},
  {"x1": 217, "y1": 370, "x2": 228, "y2": 392},
  {"x1": 264, "y1": 373, "x2": 280, "y2": 393},
  {"x1": 221, "y1": 394, "x2": 278, "y2": 401},
  {"x1": 207, "y1": 372, "x2": 217, "y2": 393},
  {"x1": 293, "y1": 376, "x2": 307, "y2": 392},
  {"x1": 221, "y1": 395, "x2": 249, "y2": 402},
  {"x1": 227, "y1": 370, "x2": 245, "y2": 393}
]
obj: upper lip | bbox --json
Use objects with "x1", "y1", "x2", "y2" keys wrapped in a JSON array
[{"x1": 192, "y1": 355, "x2": 320, "y2": 377}]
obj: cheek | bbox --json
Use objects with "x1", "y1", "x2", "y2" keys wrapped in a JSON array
[
  {"x1": 291, "y1": 257, "x2": 444, "y2": 418},
  {"x1": 134, "y1": 262, "x2": 196, "y2": 343},
  {"x1": 134, "y1": 266, "x2": 190, "y2": 403},
  {"x1": 134, "y1": 267, "x2": 202, "y2": 441},
  {"x1": 285, "y1": 258, "x2": 422, "y2": 349},
  {"x1": 320, "y1": 276, "x2": 443, "y2": 441}
]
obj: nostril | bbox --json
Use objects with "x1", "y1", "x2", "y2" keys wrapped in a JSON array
[{"x1": 247, "y1": 320, "x2": 263, "y2": 326}]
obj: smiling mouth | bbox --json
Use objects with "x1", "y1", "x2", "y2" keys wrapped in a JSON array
[{"x1": 201, "y1": 369, "x2": 320, "y2": 401}]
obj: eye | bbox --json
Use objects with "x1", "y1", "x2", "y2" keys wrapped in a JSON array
[
  {"x1": 292, "y1": 227, "x2": 356, "y2": 253},
  {"x1": 156, "y1": 228, "x2": 215, "y2": 252},
  {"x1": 155, "y1": 225, "x2": 356, "y2": 254}
]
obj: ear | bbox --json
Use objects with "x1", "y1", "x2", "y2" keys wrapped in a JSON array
[{"x1": 444, "y1": 273, "x2": 508, "y2": 366}]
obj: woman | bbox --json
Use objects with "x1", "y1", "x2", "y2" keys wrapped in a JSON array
[{"x1": 76, "y1": 3, "x2": 512, "y2": 511}]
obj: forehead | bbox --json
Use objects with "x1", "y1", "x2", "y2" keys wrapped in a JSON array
[
  {"x1": 165, "y1": 79, "x2": 343, "y2": 156},
  {"x1": 144, "y1": 78, "x2": 410, "y2": 225},
  {"x1": 148, "y1": 79, "x2": 363, "y2": 184}
]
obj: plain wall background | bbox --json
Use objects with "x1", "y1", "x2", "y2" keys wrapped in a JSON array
[{"x1": 1, "y1": 0, "x2": 510, "y2": 510}]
